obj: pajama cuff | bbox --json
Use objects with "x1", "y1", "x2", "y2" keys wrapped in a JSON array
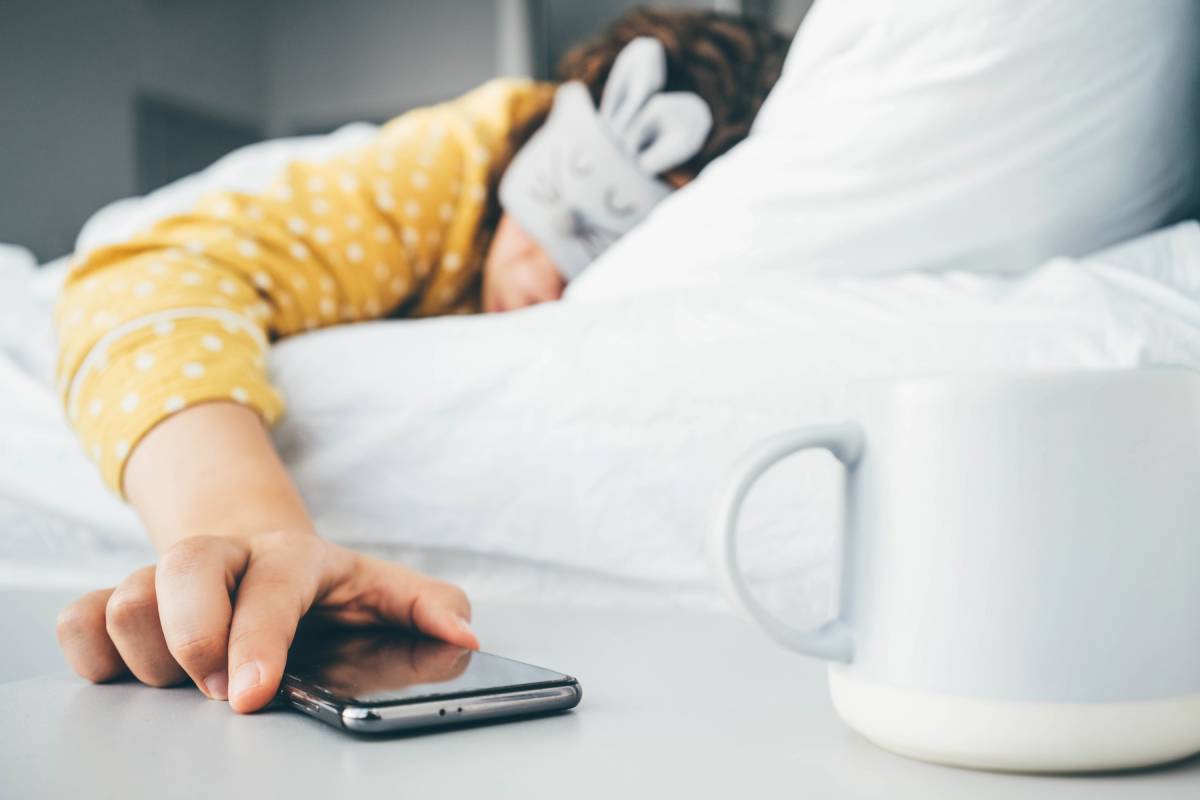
[{"x1": 66, "y1": 318, "x2": 285, "y2": 498}]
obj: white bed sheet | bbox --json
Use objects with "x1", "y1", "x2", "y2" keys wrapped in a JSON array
[{"x1": 3, "y1": 223, "x2": 1200, "y2": 615}]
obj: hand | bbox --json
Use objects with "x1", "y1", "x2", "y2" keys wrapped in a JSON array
[{"x1": 55, "y1": 530, "x2": 478, "y2": 713}]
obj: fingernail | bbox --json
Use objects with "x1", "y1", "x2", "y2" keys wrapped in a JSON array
[
  {"x1": 455, "y1": 615, "x2": 475, "y2": 637},
  {"x1": 203, "y1": 670, "x2": 228, "y2": 700},
  {"x1": 229, "y1": 661, "x2": 262, "y2": 699}
]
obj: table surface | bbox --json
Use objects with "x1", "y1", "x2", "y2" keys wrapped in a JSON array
[{"x1": 2, "y1": 601, "x2": 1198, "y2": 799}]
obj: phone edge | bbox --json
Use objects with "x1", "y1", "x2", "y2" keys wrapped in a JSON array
[{"x1": 281, "y1": 680, "x2": 582, "y2": 734}]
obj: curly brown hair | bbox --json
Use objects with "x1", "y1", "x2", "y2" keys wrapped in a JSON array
[
  {"x1": 555, "y1": 8, "x2": 791, "y2": 179},
  {"x1": 481, "y1": 8, "x2": 790, "y2": 242}
]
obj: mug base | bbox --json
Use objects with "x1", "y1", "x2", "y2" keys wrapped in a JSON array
[{"x1": 829, "y1": 668, "x2": 1200, "y2": 773}]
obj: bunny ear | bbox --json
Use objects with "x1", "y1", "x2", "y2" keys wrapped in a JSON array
[
  {"x1": 598, "y1": 37, "x2": 667, "y2": 137},
  {"x1": 622, "y1": 92, "x2": 713, "y2": 175}
]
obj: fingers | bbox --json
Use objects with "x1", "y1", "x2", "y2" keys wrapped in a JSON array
[
  {"x1": 57, "y1": 588, "x2": 126, "y2": 683},
  {"x1": 105, "y1": 566, "x2": 187, "y2": 687},
  {"x1": 224, "y1": 538, "x2": 321, "y2": 713},
  {"x1": 155, "y1": 536, "x2": 246, "y2": 700},
  {"x1": 354, "y1": 554, "x2": 479, "y2": 650},
  {"x1": 58, "y1": 536, "x2": 479, "y2": 720}
]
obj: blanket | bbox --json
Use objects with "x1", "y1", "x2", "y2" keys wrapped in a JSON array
[{"x1": 2, "y1": 223, "x2": 1198, "y2": 615}]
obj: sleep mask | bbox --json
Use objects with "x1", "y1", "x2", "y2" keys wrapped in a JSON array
[{"x1": 499, "y1": 37, "x2": 713, "y2": 280}]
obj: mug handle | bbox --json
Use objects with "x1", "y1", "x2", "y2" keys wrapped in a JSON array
[{"x1": 709, "y1": 423, "x2": 864, "y2": 662}]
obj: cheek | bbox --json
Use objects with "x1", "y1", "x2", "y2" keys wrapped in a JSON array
[
  {"x1": 488, "y1": 215, "x2": 535, "y2": 265},
  {"x1": 527, "y1": 250, "x2": 566, "y2": 297}
]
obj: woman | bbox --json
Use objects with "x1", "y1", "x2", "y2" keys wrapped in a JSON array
[{"x1": 54, "y1": 9, "x2": 789, "y2": 713}]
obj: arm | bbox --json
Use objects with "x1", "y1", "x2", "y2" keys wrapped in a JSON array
[
  {"x1": 55, "y1": 77, "x2": 550, "y2": 495},
  {"x1": 49, "y1": 83, "x2": 553, "y2": 711},
  {"x1": 57, "y1": 401, "x2": 478, "y2": 712},
  {"x1": 125, "y1": 402, "x2": 313, "y2": 551}
]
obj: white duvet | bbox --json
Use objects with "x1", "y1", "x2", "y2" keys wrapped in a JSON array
[
  {"x1": 3, "y1": 0, "x2": 1197, "y2": 612},
  {"x1": 3, "y1": 224, "x2": 1200, "y2": 615}
]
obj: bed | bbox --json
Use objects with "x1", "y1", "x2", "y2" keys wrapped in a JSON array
[
  {"x1": 1, "y1": 0, "x2": 1197, "y2": 621},
  {"x1": 3, "y1": 223, "x2": 1200, "y2": 622}
]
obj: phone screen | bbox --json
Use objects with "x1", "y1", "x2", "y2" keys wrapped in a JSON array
[{"x1": 284, "y1": 624, "x2": 573, "y2": 705}]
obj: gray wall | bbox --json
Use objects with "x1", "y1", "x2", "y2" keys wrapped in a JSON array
[
  {"x1": 0, "y1": 0, "x2": 802, "y2": 262},
  {"x1": 262, "y1": 0, "x2": 502, "y2": 136},
  {"x1": 0, "y1": 0, "x2": 502, "y2": 260},
  {"x1": 0, "y1": 0, "x2": 264, "y2": 261},
  {"x1": 533, "y1": 0, "x2": 718, "y2": 78}
]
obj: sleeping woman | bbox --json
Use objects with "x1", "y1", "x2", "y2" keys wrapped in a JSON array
[{"x1": 53, "y1": 9, "x2": 788, "y2": 712}]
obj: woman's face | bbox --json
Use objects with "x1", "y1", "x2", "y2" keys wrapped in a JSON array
[
  {"x1": 482, "y1": 172, "x2": 690, "y2": 313},
  {"x1": 481, "y1": 213, "x2": 565, "y2": 313}
]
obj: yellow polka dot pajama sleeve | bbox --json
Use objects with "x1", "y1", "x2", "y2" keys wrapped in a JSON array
[
  {"x1": 56, "y1": 246, "x2": 283, "y2": 493},
  {"x1": 55, "y1": 78, "x2": 554, "y2": 497}
]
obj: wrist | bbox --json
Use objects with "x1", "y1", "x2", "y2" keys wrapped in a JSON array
[{"x1": 124, "y1": 402, "x2": 316, "y2": 552}]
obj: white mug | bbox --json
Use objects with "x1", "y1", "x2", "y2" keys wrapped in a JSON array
[{"x1": 711, "y1": 368, "x2": 1200, "y2": 772}]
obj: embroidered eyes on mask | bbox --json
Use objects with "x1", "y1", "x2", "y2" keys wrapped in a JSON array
[{"x1": 499, "y1": 37, "x2": 712, "y2": 280}]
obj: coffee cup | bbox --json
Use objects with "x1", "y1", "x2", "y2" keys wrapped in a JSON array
[{"x1": 711, "y1": 368, "x2": 1200, "y2": 772}]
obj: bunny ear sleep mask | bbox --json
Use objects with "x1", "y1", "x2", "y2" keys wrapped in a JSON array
[{"x1": 498, "y1": 37, "x2": 713, "y2": 281}]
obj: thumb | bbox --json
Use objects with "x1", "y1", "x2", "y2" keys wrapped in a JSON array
[{"x1": 356, "y1": 554, "x2": 479, "y2": 651}]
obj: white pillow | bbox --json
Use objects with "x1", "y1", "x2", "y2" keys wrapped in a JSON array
[
  {"x1": 259, "y1": 223, "x2": 1200, "y2": 611},
  {"x1": 569, "y1": 0, "x2": 1200, "y2": 301}
]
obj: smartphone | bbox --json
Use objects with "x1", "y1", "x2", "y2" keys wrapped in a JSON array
[{"x1": 279, "y1": 623, "x2": 582, "y2": 734}]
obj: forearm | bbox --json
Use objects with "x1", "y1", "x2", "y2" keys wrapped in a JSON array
[
  {"x1": 65, "y1": 399, "x2": 476, "y2": 713},
  {"x1": 124, "y1": 402, "x2": 315, "y2": 552}
]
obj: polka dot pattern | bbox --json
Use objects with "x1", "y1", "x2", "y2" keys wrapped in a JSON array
[{"x1": 54, "y1": 77, "x2": 554, "y2": 496}]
